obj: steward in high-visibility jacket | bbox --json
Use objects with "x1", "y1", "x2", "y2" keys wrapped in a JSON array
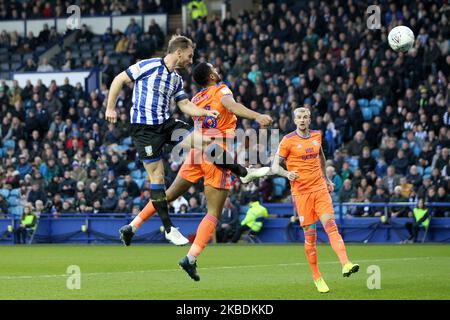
[
  {"x1": 231, "y1": 200, "x2": 268, "y2": 242},
  {"x1": 241, "y1": 201, "x2": 268, "y2": 232},
  {"x1": 187, "y1": 0, "x2": 208, "y2": 20},
  {"x1": 405, "y1": 198, "x2": 431, "y2": 243},
  {"x1": 15, "y1": 206, "x2": 37, "y2": 244}
]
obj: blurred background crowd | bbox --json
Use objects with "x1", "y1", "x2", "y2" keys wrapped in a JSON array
[{"x1": 0, "y1": 0, "x2": 449, "y2": 219}]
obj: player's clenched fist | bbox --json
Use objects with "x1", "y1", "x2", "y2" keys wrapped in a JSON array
[
  {"x1": 205, "y1": 109, "x2": 220, "y2": 119},
  {"x1": 256, "y1": 114, "x2": 273, "y2": 127},
  {"x1": 105, "y1": 109, "x2": 117, "y2": 123},
  {"x1": 286, "y1": 171, "x2": 299, "y2": 181}
]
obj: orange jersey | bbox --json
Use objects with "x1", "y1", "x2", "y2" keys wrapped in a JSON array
[
  {"x1": 277, "y1": 130, "x2": 327, "y2": 195},
  {"x1": 191, "y1": 84, "x2": 237, "y2": 139}
]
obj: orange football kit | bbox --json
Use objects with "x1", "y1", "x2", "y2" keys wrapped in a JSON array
[
  {"x1": 178, "y1": 84, "x2": 237, "y2": 190},
  {"x1": 277, "y1": 130, "x2": 334, "y2": 226}
]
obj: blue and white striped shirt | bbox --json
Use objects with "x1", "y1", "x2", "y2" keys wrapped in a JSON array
[{"x1": 126, "y1": 58, "x2": 188, "y2": 125}]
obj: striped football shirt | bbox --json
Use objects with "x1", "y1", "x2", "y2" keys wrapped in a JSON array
[{"x1": 126, "y1": 58, "x2": 188, "y2": 125}]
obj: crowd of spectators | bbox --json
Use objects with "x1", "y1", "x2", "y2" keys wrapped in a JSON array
[
  {"x1": 0, "y1": 0, "x2": 449, "y2": 219},
  {"x1": 31, "y1": 18, "x2": 165, "y2": 79},
  {"x1": 0, "y1": 0, "x2": 178, "y2": 20},
  {"x1": 0, "y1": 23, "x2": 61, "y2": 55}
]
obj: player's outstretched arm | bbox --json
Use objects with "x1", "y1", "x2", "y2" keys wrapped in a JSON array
[
  {"x1": 106, "y1": 71, "x2": 132, "y2": 123},
  {"x1": 271, "y1": 154, "x2": 298, "y2": 181},
  {"x1": 177, "y1": 98, "x2": 220, "y2": 118},
  {"x1": 221, "y1": 95, "x2": 272, "y2": 127}
]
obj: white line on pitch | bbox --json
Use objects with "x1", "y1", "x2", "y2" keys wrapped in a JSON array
[{"x1": 0, "y1": 256, "x2": 443, "y2": 280}]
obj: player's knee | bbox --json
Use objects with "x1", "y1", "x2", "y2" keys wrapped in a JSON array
[
  {"x1": 323, "y1": 219, "x2": 338, "y2": 234},
  {"x1": 303, "y1": 224, "x2": 317, "y2": 246}
]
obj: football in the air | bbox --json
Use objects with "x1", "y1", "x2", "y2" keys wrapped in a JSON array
[{"x1": 388, "y1": 26, "x2": 415, "y2": 52}]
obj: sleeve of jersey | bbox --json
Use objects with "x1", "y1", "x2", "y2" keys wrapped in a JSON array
[
  {"x1": 125, "y1": 63, "x2": 141, "y2": 81},
  {"x1": 217, "y1": 85, "x2": 233, "y2": 100},
  {"x1": 174, "y1": 78, "x2": 188, "y2": 102},
  {"x1": 277, "y1": 138, "x2": 290, "y2": 158}
]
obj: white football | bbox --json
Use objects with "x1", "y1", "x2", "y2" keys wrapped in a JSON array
[{"x1": 388, "y1": 26, "x2": 415, "y2": 52}]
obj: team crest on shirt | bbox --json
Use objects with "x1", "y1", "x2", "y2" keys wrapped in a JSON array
[
  {"x1": 297, "y1": 144, "x2": 302, "y2": 148},
  {"x1": 145, "y1": 145, "x2": 153, "y2": 156},
  {"x1": 313, "y1": 140, "x2": 319, "y2": 146},
  {"x1": 299, "y1": 216, "x2": 304, "y2": 223}
]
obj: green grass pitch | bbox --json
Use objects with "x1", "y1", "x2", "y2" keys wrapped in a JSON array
[{"x1": 0, "y1": 244, "x2": 449, "y2": 300}]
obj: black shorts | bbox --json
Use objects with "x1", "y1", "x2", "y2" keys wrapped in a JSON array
[{"x1": 130, "y1": 118, "x2": 193, "y2": 162}]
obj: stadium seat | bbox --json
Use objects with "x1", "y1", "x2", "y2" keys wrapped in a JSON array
[
  {"x1": 92, "y1": 43, "x2": 103, "y2": 51},
  {"x1": 11, "y1": 54, "x2": 22, "y2": 62},
  {"x1": 417, "y1": 166, "x2": 424, "y2": 176},
  {"x1": 120, "y1": 55, "x2": 132, "y2": 68},
  {"x1": 0, "y1": 62, "x2": 9, "y2": 71},
  {"x1": 424, "y1": 166, "x2": 433, "y2": 176},
  {"x1": 9, "y1": 189, "x2": 20, "y2": 197},
  {"x1": 0, "y1": 189, "x2": 9, "y2": 198},
  {"x1": 11, "y1": 62, "x2": 21, "y2": 70},
  {"x1": 104, "y1": 43, "x2": 114, "y2": 51},
  {"x1": 4, "y1": 139, "x2": 15, "y2": 150},
  {"x1": 369, "y1": 98, "x2": 384, "y2": 116},
  {"x1": 9, "y1": 206, "x2": 23, "y2": 216},
  {"x1": 91, "y1": 36, "x2": 102, "y2": 43},
  {"x1": 413, "y1": 144, "x2": 421, "y2": 157},
  {"x1": 122, "y1": 137, "x2": 133, "y2": 146},
  {"x1": 80, "y1": 44, "x2": 91, "y2": 51},
  {"x1": 135, "y1": 178, "x2": 145, "y2": 189},
  {"x1": 23, "y1": 53, "x2": 34, "y2": 61},
  {"x1": 131, "y1": 170, "x2": 142, "y2": 180},
  {"x1": 7, "y1": 196, "x2": 20, "y2": 207},
  {"x1": 348, "y1": 158, "x2": 359, "y2": 173},
  {"x1": 358, "y1": 99, "x2": 369, "y2": 109},
  {"x1": 109, "y1": 57, "x2": 119, "y2": 65},
  {"x1": 361, "y1": 107, "x2": 373, "y2": 121},
  {"x1": 371, "y1": 149, "x2": 380, "y2": 159},
  {"x1": 273, "y1": 177, "x2": 287, "y2": 197},
  {"x1": 36, "y1": 46, "x2": 46, "y2": 52},
  {"x1": 127, "y1": 162, "x2": 136, "y2": 171}
]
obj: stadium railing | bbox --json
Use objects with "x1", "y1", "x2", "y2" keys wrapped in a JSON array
[{"x1": 1, "y1": 203, "x2": 449, "y2": 244}]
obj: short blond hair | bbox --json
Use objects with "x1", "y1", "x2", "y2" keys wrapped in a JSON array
[
  {"x1": 293, "y1": 107, "x2": 311, "y2": 117},
  {"x1": 167, "y1": 35, "x2": 195, "y2": 54}
]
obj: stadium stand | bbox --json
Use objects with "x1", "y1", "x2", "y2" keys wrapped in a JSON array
[{"x1": 0, "y1": 0, "x2": 449, "y2": 245}]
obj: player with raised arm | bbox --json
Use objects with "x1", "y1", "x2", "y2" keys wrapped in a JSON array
[
  {"x1": 105, "y1": 35, "x2": 219, "y2": 246},
  {"x1": 120, "y1": 62, "x2": 272, "y2": 279},
  {"x1": 271, "y1": 107, "x2": 359, "y2": 293},
  {"x1": 106, "y1": 36, "x2": 269, "y2": 246}
]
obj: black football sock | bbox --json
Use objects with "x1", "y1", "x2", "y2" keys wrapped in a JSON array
[
  {"x1": 205, "y1": 144, "x2": 248, "y2": 177},
  {"x1": 150, "y1": 185, "x2": 172, "y2": 233}
]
